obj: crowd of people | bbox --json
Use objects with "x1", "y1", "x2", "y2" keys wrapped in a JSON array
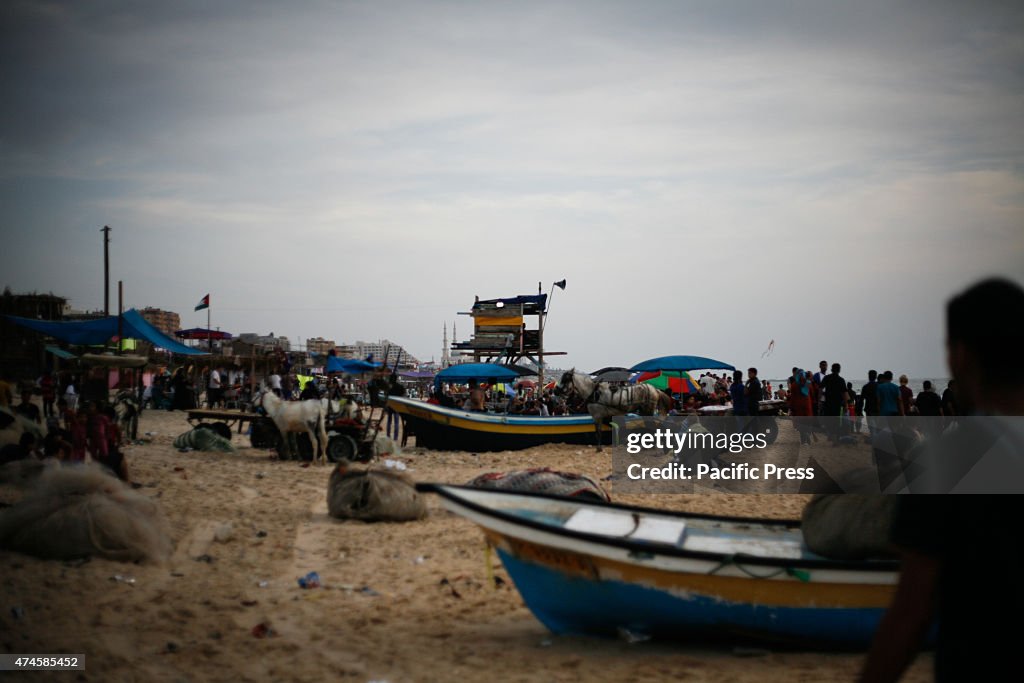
[{"x1": 0, "y1": 380, "x2": 130, "y2": 480}]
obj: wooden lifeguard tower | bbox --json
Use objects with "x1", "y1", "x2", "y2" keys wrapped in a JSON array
[{"x1": 451, "y1": 283, "x2": 566, "y2": 385}]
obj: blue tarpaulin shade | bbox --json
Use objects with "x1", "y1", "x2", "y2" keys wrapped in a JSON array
[
  {"x1": 326, "y1": 356, "x2": 381, "y2": 374},
  {"x1": 630, "y1": 355, "x2": 735, "y2": 372},
  {"x1": 434, "y1": 363, "x2": 519, "y2": 386},
  {"x1": 44, "y1": 345, "x2": 77, "y2": 360},
  {"x1": 5, "y1": 309, "x2": 208, "y2": 356}
]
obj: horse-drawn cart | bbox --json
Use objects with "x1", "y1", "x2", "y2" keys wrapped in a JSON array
[{"x1": 185, "y1": 408, "x2": 260, "y2": 436}]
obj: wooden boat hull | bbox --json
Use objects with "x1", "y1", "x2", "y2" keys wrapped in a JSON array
[
  {"x1": 387, "y1": 396, "x2": 613, "y2": 451},
  {"x1": 420, "y1": 484, "x2": 899, "y2": 647}
]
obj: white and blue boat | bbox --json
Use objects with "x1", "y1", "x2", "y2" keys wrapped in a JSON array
[{"x1": 419, "y1": 484, "x2": 900, "y2": 647}]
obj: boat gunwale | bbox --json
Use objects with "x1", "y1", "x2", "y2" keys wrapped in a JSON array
[
  {"x1": 418, "y1": 483, "x2": 900, "y2": 573},
  {"x1": 387, "y1": 396, "x2": 602, "y2": 427}
]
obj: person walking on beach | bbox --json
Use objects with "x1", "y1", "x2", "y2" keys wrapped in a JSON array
[
  {"x1": 821, "y1": 364, "x2": 849, "y2": 443},
  {"x1": 788, "y1": 368, "x2": 812, "y2": 444},
  {"x1": 914, "y1": 380, "x2": 944, "y2": 439},
  {"x1": 861, "y1": 370, "x2": 879, "y2": 435},
  {"x1": 268, "y1": 370, "x2": 283, "y2": 397},
  {"x1": 876, "y1": 371, "x2": 902, "y2": 416},
  {"x1": 744, "y1": 367, "x2": 762, "y2": 419},
  {"x1": 861, "y1": 277, "x2": 1024, "y2": 683},
  {"x1": 897, "y1": 375, "x2": 914, "y2": 415},
  {"x1": 39, "y1": 370, "x2": 56, "y2": 418},
  {"x1": 207, "y1": 366, "x2": 222, "y2": 408},
  {"x1": 941, "y1": 380, "x2": 958, "y2": 424},
  {"x1": 729, "y1": 370, "x2": 747, "y2": 415},
  {"x1": 812, "y1": 360, "x2": 828, "y2": 416}
]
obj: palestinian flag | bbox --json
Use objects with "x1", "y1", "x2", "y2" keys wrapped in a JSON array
[{"x1": 194, "y1": 294, "x2": 210, "y2": 311}]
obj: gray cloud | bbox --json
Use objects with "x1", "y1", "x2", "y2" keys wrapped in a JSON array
[{"x1": 2, "y1": 0, "x2": 1022, "y2": 377}]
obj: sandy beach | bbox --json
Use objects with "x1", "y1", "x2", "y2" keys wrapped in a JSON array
[{"x1": 0, "y1": 409, "x2": 932, "y2": 683}]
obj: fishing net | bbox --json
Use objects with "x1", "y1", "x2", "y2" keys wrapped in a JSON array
[
  {"x1": 467, "y1": 468, "x2": 610, "y2": 501},
  {"x1": 0, "y1": 465, "x2": 172, "y2": 563},
  {"x1": 327, "y1": 467, "x2": 426, "y2": 522},
  {"x1": 173, "y1": 427, "x2": 235, "y2": 452}
]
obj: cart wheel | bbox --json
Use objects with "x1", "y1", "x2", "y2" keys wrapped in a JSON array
[
  {"x1": 250, "y1": 418, "x2": 280, "y2": 449},
  {"x1": 327, "y1": 434, "x2": 359, "y2": 463},
  {"x1": 195, "y1": 422, "x2": 232, "y2": 444},
  {"x1": 197, "y1": 421, "x2": 232, "y2": 441}
]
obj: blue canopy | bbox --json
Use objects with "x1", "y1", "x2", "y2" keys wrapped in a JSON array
[
  {"x1": 630, "y1": 355, "x2": 735, "y2": 372},
  {"x1": 434, "y1": 363, "x2": 519, "y2": 386},
  {"x1": 326, "y1": 356, "x2": 381, "y2": 374},
  {"x1": 4, "y1": 309, "x2": 207, "y2": 356}
]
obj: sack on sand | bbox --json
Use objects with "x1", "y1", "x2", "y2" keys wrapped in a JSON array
[
  {"x1": 0, "y1": 465, "x2": 172, "y2": 563},
  {"x1": 371, "y1": 433, "x2": 400, "y2": 458},
  {"x1": 327, "y1": 466, "x2": 426, "y2": 522},
  {"x1": 801, "y1": 494, "x2": 898, "y2": 560},
  {"x1": 467, "y1": 467, "x2": 610, "y2": 501},
  {"x1": 173, "y1": 428, "x2": 235, "y2": 452}
]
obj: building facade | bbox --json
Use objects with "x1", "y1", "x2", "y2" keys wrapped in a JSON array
[
  {"x1": 138, "y1": 307, "x2": 181, "y2": 336},
  {"x1": 336, "y1": 339, "x2": 420, "y2": 367},
  {"x1": 0, "y1": 290, "x2": 68, "y2": 377},
  {"x1": 306, "y1": 337, "x2": 336, "y2": 355},
  {"x1": 237, "y1": 332, "x2": 291, "y2": 351}
]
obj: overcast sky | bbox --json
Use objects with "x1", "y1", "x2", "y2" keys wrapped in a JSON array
[{"x1": 2, "y1": 0, "x2": 1022, "y2": 379}]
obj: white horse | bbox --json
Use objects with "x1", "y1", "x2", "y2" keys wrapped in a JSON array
[
  {"x1": 254, "y1": 390, "x2": 328, "y2": 464},
  {"x1": 556, "y1": 370, "x2": 673, "y2": 451}
]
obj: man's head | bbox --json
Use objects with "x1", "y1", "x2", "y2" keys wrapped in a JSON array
[
  {"x1": 747, "y1": 367, "x2": 758, "y2": 379},
  {"x1": 923, "y1": 380, "x2": 933, "y2": 391},
  {"x1": 868, "y1": 369, "x2": 877, "y2": 381},
  {"x1": 831, "y1": 363, "x2": 841, "y2": 374},
  {"x1": 946, "y1": 278, "x2": 1024, "y2": 410},
  {"x1": 819, "y1": 361, "x2": 827, "y2": 372}
]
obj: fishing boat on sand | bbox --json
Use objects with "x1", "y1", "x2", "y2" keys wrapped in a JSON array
[
  {"x1": 418, "y1": 484, "x2": 900, "y2": 647},
  {"x1": 387, "y1": 396, "x2": 619, "y2": 451}
]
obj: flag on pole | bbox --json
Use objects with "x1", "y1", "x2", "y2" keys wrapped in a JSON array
[{"x1": 194, "y1": 294, "x2": 210, "y2": 311}]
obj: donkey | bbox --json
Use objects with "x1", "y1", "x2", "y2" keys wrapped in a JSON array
[
  {"x1": 556, "y1": 369, "x2": 673, "y2": 451},
  {"x1": 255, "y1": 389, "x2": 328, "y2": 464}
]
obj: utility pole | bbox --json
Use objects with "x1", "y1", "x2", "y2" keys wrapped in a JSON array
[{"x1": 101, "y1": 226, "x2": 111, "y2": 316}]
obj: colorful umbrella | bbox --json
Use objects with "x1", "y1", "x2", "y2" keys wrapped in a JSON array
[
  {"x1": 630, "y1": 355, "x2": 735, "y2": 373},
  {"x1": 633, "y1": 370, "x2": 701, "y2": 395}
]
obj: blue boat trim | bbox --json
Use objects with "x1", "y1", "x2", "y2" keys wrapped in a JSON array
[{"x1": 497, "y1": 550, "x2": 886, "y2": 647}]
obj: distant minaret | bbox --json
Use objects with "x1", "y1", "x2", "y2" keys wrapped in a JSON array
[{"x1": 441, "y1": 322, "x2": 450, "y2": 368}]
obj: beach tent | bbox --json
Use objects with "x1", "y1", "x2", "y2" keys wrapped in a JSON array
[
  {"x1": 630, "y1": 355, "x2": 735, "y2": 373},
  {"x1": 326, "y1": 356, "x2": 381, "y2": 374},
  {"x1": 434, "y1": 363, "x2": 519, "y2": 390},
  {"x1": 4, "y1": 309, "x2": 207, "y2": 356}
]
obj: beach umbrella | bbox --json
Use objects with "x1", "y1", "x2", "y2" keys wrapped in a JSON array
[
  {"x1": 633, "y1": 371, "x2": 701, "y2": 395},
  {"x1": 591, "y1": 367, "x2": 633, "y2": 382},
  {"x1": 630, "y1": 355, "x2": 735, "y2": 373}
]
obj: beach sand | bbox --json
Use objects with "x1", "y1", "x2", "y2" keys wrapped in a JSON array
[{"x1": 0, "y1": 409, "x2": 932, "y2": 682}]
